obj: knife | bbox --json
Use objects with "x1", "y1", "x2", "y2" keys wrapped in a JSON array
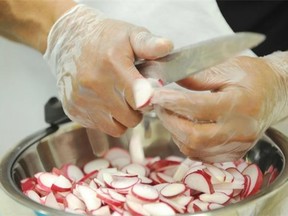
[{"x1": 136, "y1": 32, "x2": 265, "y2": 84}]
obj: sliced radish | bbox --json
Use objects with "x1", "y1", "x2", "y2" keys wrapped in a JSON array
[
  {"x1": 160, "y1": 183, "x2": 186, "y2": 198},
  {"x1": 44, "y1": 192, "x2": 62, "y2": 210},
  {"x1": 153, "y1": 183, "x2": 169, "y2": 192},
  {"x1": 159, "y1": 196, "x2": 185, "y2": 213},
  {"x1": 199, "y1": 192, "x2": 231, "y2": 204},
  {"x1": 21, "y1": 177, "x2": 37, "y2": 192},
  {"x1": 90, "y1": 205, "x2": 111, "y2": 216},
  {"x1": 208, "y1": 203, "x2": 224, "y2": 210},
  {"x1": 126, "y1": 200, "x2": 150, "y2": 216},
  {"x1": 190, "y1": 199, "x2": 209, "y2": 212},
  {"x1": 156, "y1": 172, "x2": 175, "y2": 183},
  {"x1": 111, "y1": 157, "x2": 131, "y2": 170},
  {"x1": 78, "y1": 170, "x2": 98, "y2": 183},
  {"x1": 111, "y1": 176, "x2": 140, "y2": 190},
  {"x1": 131, "y1": 184, "x2": 159, "y2": 202},
  {"x1": 242, "y1": 164, "x2": 263, "y2": 197},
  {"x1": 149, "y1": 160, "x2": 180, "y2": 171},
  {"x1": 83, "y1": 158, "x2": 110, "y2": 174},
  {"x1": 138, "y1": 175, "x2": 153, "y2": 184},
  {"x1": 61, "y1": 164, "x2": 84, "y2": 182},
  {"x1": 184, "y1": 170, "x2": 214, "y2": 194},
  {"x1": 122, "y1": 163, "x2": 147, "y2": 177},
  {"x1": 21, "y1": 145, "x2": 267, "y2": 214},
  {"x1": 96, "y1": 188, "x2": 123, "y2": 206},
  {"x1": 108, "y1": 188, "x2": 126, "y2": 203},
  {"x1": 51, "y1": 175, "x2": 72, "y2": 192},
  {"x1": 37, "y1": 172, "x2": 58, "y2": 191},
  {"x1": 143, "y1": 202, "x2": 176, "y2": 216},
  {"x1": 173, "y1": 161, "x2": 190, "y2": 181},
  {"x1": 104, "y1": 147, "x2": 130, "y2": 161},
  {"x1": 205, "y1": 164, "x2": 226, "y2": 183},
  {"x1": 25, "y1": 190, "x2": 41, "y2": 203},
  {"x1": 64, "y1": 193, "x2": 85, "y2": 210},
  {"x1": 171, "y1": 195, "x2": 193, "y2": 207},
  {"x1": 77, "y1": 185, "x2": 101, "y2": 211}
]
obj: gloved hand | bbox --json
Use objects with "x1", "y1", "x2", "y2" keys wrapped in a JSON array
[
  {"x1": 44, "y1": 4, "x2": 173, "y2": 137},
  {"x1": 151, "y1": 52, "x2": 288, "y2": 162}
]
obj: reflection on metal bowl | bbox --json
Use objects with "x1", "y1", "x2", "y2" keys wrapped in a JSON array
[{"x1": 0, "y1": 116, "x2": 288, "y2": 216}]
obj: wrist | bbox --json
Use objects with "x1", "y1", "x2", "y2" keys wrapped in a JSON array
[{"x1": 0, "y1": 0, "x2": 76, "y2": 53}]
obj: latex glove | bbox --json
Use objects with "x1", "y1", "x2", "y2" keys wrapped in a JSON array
[
  {"x1": 44, "y1": 5, "x2": 173, "y2": 137},
  {"x1": 151, "y1": 52, "x2": 288, "y2": 162}
]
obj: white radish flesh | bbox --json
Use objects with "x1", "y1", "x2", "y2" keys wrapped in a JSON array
[
  {"x1": 131, "y1": 184, "x2": 159, "y2": 202},
  {"x1": 21, "y1": 146, "x2": 266, "y2": 215},
  {"x1": 160, "y1": 183, "x2": 186, "y2": 198}
]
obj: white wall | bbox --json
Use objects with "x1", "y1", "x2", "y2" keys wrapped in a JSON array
[{"x1": 0, "y1": 38, "x2": 57, "y2": 158}]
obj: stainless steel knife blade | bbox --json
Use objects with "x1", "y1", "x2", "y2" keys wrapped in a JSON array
[{"x1": 136, "y1": 32, "x2": 265, "y2": 84}]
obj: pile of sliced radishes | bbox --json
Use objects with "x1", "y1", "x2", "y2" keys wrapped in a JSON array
[{"x1": 20, "y1": 146, "x2": 276, "y2": 215}]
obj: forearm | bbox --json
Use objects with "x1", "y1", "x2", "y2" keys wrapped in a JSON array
[{"x1": 0, "y1": 0, "x2": 76, "y2": 53}]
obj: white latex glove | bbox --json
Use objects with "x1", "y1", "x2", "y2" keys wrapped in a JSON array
[
  {"x1": 44, "y1": 4, "x2": 173, "y2": 137},
  {"x1": 151, "y1": 52, "x2": 288, "y2": 162}
]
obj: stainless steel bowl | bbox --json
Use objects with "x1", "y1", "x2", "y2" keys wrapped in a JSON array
[{"x1": 1, "y1": 117, "x2": 288, "y2": 216}]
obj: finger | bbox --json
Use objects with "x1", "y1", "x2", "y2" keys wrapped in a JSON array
[
  {"x1": 86, "y1": 109, "x2": 127, "y2": 137},
  {"x1": 130, "y1": 27, "x2": 174, "y2": 59},
  {"x1": 174, "y1": 137, "x2": 250, "y2": 163},
  {"x1": 176, "y1": 59, "x2": 243, "y2": 91},
  {"x1": 86, "y1": 128, "x2": 110, "y2": 157},
  {"x1": 152, "y1": 88, "x2": 237, "y2": 121},
  {"x1": 154, "y1": 106, "x2": 258, "y2": 148}
]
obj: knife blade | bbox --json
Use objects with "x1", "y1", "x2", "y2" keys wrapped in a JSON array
[{"x1": 136, "y1": 32, "x2": 265, "y2": 84}]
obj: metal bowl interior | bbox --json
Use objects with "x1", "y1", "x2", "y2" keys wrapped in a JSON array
[{"x1": 1, "y1": 117, "x2": 288, "y2": 216}]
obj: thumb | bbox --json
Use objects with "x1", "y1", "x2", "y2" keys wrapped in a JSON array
[{"x1": 130, "y1": 28, "x2": 174, "y2": 60}]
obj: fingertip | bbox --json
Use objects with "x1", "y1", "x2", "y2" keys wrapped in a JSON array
[{"x1": 130, "y1": 29, "x2": 174, "y2": 59}]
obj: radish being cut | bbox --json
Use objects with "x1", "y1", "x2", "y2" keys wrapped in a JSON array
[{"x1": 133, "y1": 78, "x2": 156, "y2": 109}]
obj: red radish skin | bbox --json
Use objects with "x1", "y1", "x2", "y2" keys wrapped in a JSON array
[
  {"x1": 51, "y1": 175, "x2": 72, "y2": 192},
  {"x1": 242, "y1": 164, "x2": 263, "y2": 197},
  {"x1": 21, "y1": 178, "x2": 37, "y2": 192},
  {"x1": 22, "y1": 148, "x2": 267, "y2": 214}
]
